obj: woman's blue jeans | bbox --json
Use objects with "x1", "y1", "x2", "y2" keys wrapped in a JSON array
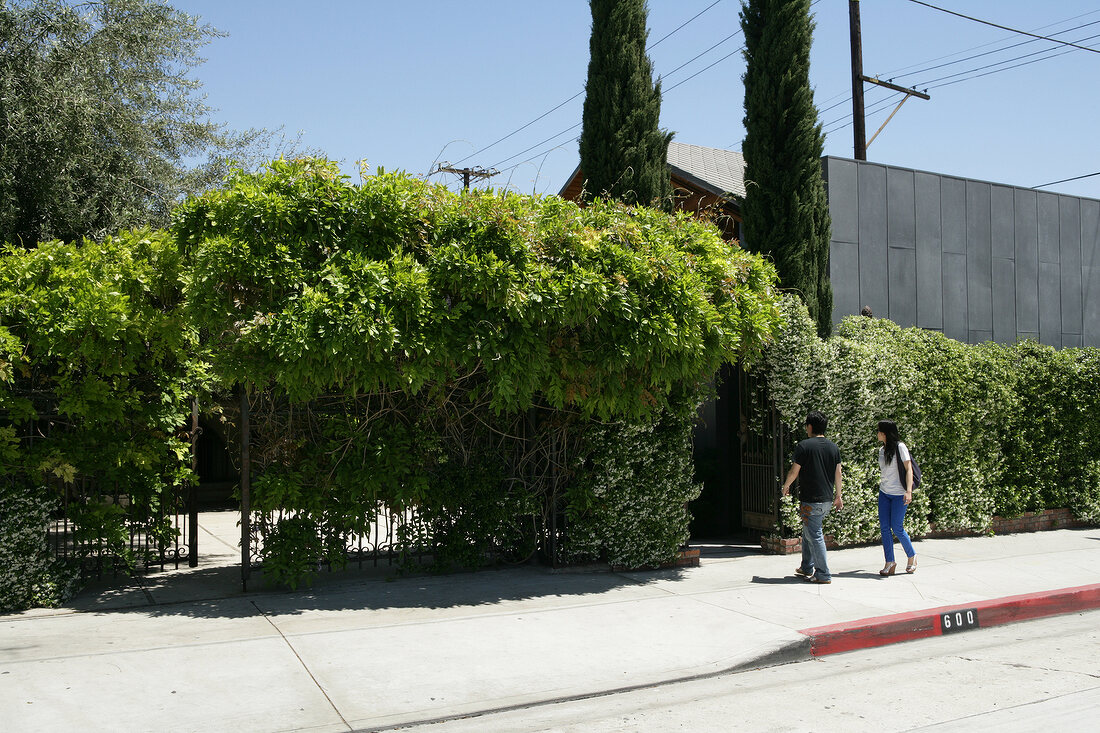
[{"x1": 878, "y1": 490, "x2": 915, "y2": 562}]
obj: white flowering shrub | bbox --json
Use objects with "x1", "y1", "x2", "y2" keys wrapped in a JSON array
[
  {"x1": 755, "y1": 295, "x2": 1097, "y2": 544},
  {"x1": 0, "y1": 481, "x2": 80, "y2": 613},
  {"x1": 1072, "y1": 461, "x2": 1100, "y2": 523},
  {"x1": 562, "y1": 403, "x2": 701, "y2": 569}
]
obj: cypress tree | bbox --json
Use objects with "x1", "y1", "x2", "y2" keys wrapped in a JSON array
[
  {"x1": 579, "y1": 0, "x2": 673, "y2": 207},
  {"x1": 740, "y1": 0, "x2": 833, "y2": 336}
]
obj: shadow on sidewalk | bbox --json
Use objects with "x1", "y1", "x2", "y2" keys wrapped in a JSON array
[
  {"x1": 749, "y1": 570, "x2": 867, "y2": 585},
  {"x1": 63, "y1": 555, "x2": 697, "y2": 621}
]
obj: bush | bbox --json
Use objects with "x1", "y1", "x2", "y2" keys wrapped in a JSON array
[
  {"x1": 175, "y1": 159, "x2": 783, "y2": 582},
  {"x1": 0, "y1": 230, "x2": 203, "y2": 607},
  {"x1": 0, "y1": 480, "x2": 80, "y2": 613},
  {"x1": 562, "y1": 391, "x2": 703, "y2": 568},
  {"x1": 756, "y1": 296, "x2": 1099, "y2": 542}
]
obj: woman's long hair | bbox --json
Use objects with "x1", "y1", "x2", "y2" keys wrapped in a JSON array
[{"x1": 878, "y1": 419, "x2": 901, "y2": 465}]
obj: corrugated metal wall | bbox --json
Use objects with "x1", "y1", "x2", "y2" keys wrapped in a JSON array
[{"x1": 823, "y1": 156, "x2": 1100, "y2": 348}]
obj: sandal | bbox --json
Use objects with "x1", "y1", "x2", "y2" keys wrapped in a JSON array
[
  {"x1": 906, "y1": 557, "x2": 917, "y2": 574},
  {"x1": 879, "y1": 562, "x2": 897, "y2": 577}
]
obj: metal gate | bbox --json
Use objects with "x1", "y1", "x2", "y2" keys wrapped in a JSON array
[
  {"x1": 4, "y1": 396, "x2": 199, "y2": 579},
  {"x1": 738, "y1": 369, "x2": 787, "y2": 531}
]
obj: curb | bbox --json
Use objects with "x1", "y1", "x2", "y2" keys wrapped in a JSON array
[{"x1": 798, "y1": 583, "x2": 1100, "y2": 656}]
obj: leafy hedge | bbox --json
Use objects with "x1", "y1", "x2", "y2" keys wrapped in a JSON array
[
  {"x1": 176, "y1": 159, "x2": 779, "y2": 418},
  {"x1": 0, "y1": 475, "x2": 81, "y2": 612},
  {"x1": 0, "y1": 232, "x2": 203, "y2": 608},
  {"x1": 171, "y1": 159, "x2": 781, "y2": 586},
  {"x1": 757, "y1": 296, "x2": 1100, "y2": 541}
]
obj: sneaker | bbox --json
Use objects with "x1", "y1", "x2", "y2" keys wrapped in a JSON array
[
  {"x1": 807, "y1": 575, "x2": 831, "y2": 584},
  {"x1": 794, "y1": 567, "x2": 813, "y2": 578}
]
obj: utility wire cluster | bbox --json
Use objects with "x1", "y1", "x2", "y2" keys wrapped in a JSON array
[
  {"x1": 820, "y1": 10, "x2": 1100, "y2": 138},
  {"x1": 439, "y1": 1, "x2": 1098, "y2": 192}
]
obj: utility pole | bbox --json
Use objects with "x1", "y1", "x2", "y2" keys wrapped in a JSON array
[
  {"x1": 849, "y1": 0, "x2": 930, "y2": 160},
  {"x1": 850, "y1": 0, "x2": 867, "y2": 160},
  {"x1": 433, "y1": 163, "x2": 499, "y2": 190}
]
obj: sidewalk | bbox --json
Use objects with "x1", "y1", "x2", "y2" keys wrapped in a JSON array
[{"x1": 1, "y1": 512, "x2": 1098, "y2": 733}]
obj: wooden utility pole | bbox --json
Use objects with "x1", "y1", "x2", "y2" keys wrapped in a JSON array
[
  {"x1": 850, "y1": 0, "x2": 867, "y2": 160},
  {"x1": 434, "y1": 163, "x2": 499, "y2": 190},
  {"x1": 849, "y1": 0, "x2": 930, "y2": 159}
]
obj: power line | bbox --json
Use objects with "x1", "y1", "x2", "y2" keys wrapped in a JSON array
[
  {"x1": 649, "y1": 0, "x2": 724, "y2": 50},
  {"x1": 816, "y1": 10, "x2": 1100, "y2": 126},
  {"x1": 927, "y1": 42, "x2": 1094, "y2": 90},
  {"x1": 819, "y1": 21, "x2": 1100, "y2": 132},
  {"x1": 907, "y1": 0, "x2": 1100, "y2": 54},
  {"x1": 893, "y1": 19, "x2": 1100, "y2": 82},
  {"x1": 880, "y1": 9, "x2": 1100, "y2": 78},
  {"x1": 1034, "y1": 171, "x2": 1100, "y2": 189},
  {"x1": 661, "y1": 30, "x2": 743, "y2": 82},
  {"x1": 664, "y1": 45, "x2": 745, "y2": 94},
  {"x1": 489, "y1": 123, "x2": 581, "y2": 171},
  {"x1": 911, "y1": 30, "x2": 1100, "y2": 88},
  {"x1": 455, "y1": 1, "x2": 726, "y2": 167},
  {"x1": 497, "y1": 0, "x2": 822, "y2": 178},
  {"x1": 453, "y1": 93, "x2": 583, "y2": 167},
  {"x1": 823, "y1": 92, "x2": 904, "y2": 136}
]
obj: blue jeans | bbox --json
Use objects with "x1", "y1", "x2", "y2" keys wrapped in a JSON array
[
  {"x1": 878, "y1": 491, "x2": 916, "y2": 562},
  {"x1": 799, "y1": 501, "x2": 832, "y2": 581}
]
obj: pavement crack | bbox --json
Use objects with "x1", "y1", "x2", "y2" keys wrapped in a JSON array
[
  {"x1": 954, "y1": 654, "x2": 1100, "y2": 680},
  {"x1": 901, "y1": 685, "x2": 1100, "y2": 732},
  {"x1": 250, "y1": 601, "x2": 352, "y2": 731}
]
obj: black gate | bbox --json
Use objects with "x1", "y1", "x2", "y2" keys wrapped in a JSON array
[
  {"x1": 4, "y1": 397, "x2": 199, "y2": 579},
  {"x1": 738, "y1": 369, "x2": 787, "y2": 531}
]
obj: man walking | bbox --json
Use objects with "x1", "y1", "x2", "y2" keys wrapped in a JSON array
[{"x1": 781, "y1": 410, "x2": 843, "y2": 584}]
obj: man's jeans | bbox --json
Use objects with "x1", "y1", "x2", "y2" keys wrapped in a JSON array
[{"x1": 799, "y1": 501, "x2": 832, "y2": 581}]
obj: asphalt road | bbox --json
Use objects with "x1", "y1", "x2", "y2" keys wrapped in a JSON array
[{"x1": 401, "y1": 609, "x2": 1100, "y2": 732}]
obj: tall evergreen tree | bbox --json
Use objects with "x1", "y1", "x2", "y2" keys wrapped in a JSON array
[
  {"x1": 740, "y1": 0, "x2": 833, "y2": 336},
  {"x1": 578, "y1": 0, "x2": 672, "y2": 207}
]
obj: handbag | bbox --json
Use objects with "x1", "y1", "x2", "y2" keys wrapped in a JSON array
[{"x1": 895, "y1": 443, "x2": 922, "y2": 491}]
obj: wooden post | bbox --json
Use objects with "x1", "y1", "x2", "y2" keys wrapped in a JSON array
[{"x1": 850, "y1": 0, "x2": 867, "y2": 161}]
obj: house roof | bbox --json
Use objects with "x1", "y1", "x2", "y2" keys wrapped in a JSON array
[
  {"x1": 666, "y1": 142, "x2": 746, "y2": 200},
  {"x1": 557, "y1": 142, "x2": 747, "y2": 202}
]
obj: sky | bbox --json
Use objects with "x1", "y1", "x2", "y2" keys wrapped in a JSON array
[{"x1": 173, "y1": 0, "x2": 1100, "y2": 200}]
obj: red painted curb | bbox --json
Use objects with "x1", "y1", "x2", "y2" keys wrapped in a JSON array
[{"x1": 799, "y1": 583, "x2": 1100, "y2": 656}]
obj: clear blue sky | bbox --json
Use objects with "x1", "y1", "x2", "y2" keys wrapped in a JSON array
[{"x1": 174, "y1": 0, "x2": 1100, "y2": 200}]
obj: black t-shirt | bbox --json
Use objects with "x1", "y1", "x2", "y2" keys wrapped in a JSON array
[{"x1": 793, "y1": 436, "x2": 841, "y2": 503}]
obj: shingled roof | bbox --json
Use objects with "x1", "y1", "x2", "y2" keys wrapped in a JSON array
[
  {"x1": 557, "y1": 142, "x2": 747, "y2": 202},
  {"x1": 666, "y1": 142, "x2": 747, "y2": 200}
]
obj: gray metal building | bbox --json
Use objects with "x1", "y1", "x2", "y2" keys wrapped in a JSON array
[{"x1": 823, "y1": 156, "x2": 1100, "y2": 348}]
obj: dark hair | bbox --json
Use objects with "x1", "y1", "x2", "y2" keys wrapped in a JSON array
[
  {"x1": 878, "y1": 419, "x2": 901, "y2": 464},
  {"x1": 860, "y1": 305, "x2": 873, "y2": 317},
  {"x1": 805, "y1": 411, "x2": 828, "y2": 434}
]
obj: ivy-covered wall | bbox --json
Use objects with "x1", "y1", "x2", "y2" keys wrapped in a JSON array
[{"x1": 757, "y1": 296, "x2": 1100, "y2": 542}]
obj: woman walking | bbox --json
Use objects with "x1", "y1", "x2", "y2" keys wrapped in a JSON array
[{"x1": 876, "y1": 420, "x2": 917, "y2": 576}]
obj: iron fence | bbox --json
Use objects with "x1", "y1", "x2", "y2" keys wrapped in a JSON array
[
  {"x1": 2, "y1": 397, "x2": 198, "y2": 580},
  {"x1": 738, "y1": 368, "x2": 788, "y2": 531}
]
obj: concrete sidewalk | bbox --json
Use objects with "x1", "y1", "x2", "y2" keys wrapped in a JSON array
[{"x1": 1, "y1": 512, "x2": 1098, "y2": 733}]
